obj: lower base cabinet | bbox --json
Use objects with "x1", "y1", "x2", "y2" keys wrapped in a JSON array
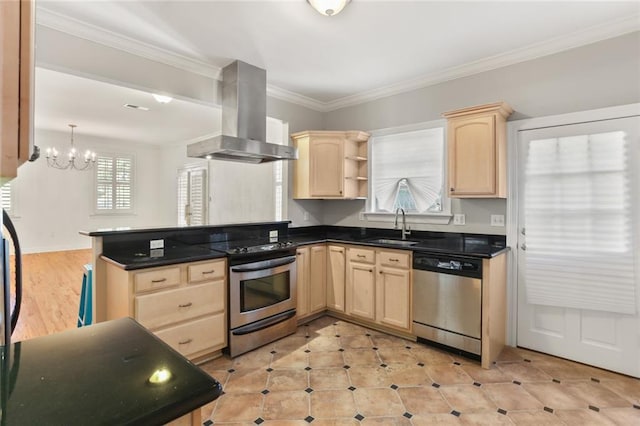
[
  {"x1": 326, "y1": 245, "x2": 346, "y2": 312},
  {"x1": 297, "y1": 244, "x2": 327, "y2": 320},
  {"x1": 103, "y1": 258, "x2": 228, "y2": 362}
]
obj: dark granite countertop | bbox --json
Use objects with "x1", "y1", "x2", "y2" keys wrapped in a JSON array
[
  {"x1": 101, "y1": 242, "x2": 227, "y2": 271},
  {"x1": 1, "y1": 317, "x2": 222, "y2": 425}
]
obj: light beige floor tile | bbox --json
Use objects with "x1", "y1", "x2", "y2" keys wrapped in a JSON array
[
  {"x1": 425, "y1": 364, "x2": 474, "y2": 385},
  {"x1": 310, "y1": 367, "x2": 351, "y2": 390},
  {"x1": 459, "y1": 363, "x2": 512, "y2": 384},
  {"x1": 481, "y1": 383, "x2": 544, "y2": 411},
  {"x1": 397, "y1": 386, "x2": 451, "y2": 415},
  {"x1": 271, "y1": 349, "x2": 309, "y2": 369},
  {"x1": 353, "y1": 388, "x2": 405, "y2": 417},
  {"x1": 309, "y1": 351, "x2": 345, "y2": 368},
  {"x1": 201, "y1": 355, "x2": 234, "y2": 370},
  {"x1": 335, "y1": 321, "x2": 371, "y2": 336},
  {"x1": 212, "y1": 393, "x2": 263, "y2": 422},
  {"x1": 370, "y1": 333, "x2": 413, "y2": 347},
  {"x1": 410, "y1": 344, "x2": 455, "y2": 364},
  {"x1": 223, "y1": 368, "x2": 269, "y2": 393},
  {"x1": 522, "y1": 382, "x2": 588, "y2": 410},
  {"x1": 459, "y1": 411, "x2": 514, "y2": 425},
  {"x1": 232, "y1": 347, "x2": 273, "y2": 369},
  {"x1": 267, "y1": 369, "x2": 309, "y2": 391},
  {"x1": 494, "y1": 346, "x2": 526, "y2": 363},
  {"x1": 376, "y1": 347, "x2": 418, "y2": 364},
  {"x1": 600, "y1": 377, "x2": 640, "y2": 405},
  {"x1": 554, "y1": 409, "x2": 618, "y2": 426},
  {"x1": 274, "y1": 335, "x2": 309, "y2": 352},
  {"x1": 386, "y1": 363, "x2": 432, "y2": 387},
  {"x1": 262, "y1": 421, "x2": 308, "y2": 426},
  {"x1": 497, "y1": 362, "x2": 552, "y2": 383},
  {"x1": 262, "y1": 390, "x2": 310, "y2": 420},
  {"x1": 359, "y1": 416, "x2": 412, "y2": 425},
  {"x1": 564, "y1": 381, "x2": 630, "y2": 408},
  {"x1": 308, "y1": 336, "x2": 342, "y2": 352},
  {"x1": 311, "y1": 419, "x2": 360, "y2": 426},
  {"x1": 343, "y1": 349, "x2": 381, "y2": 366},
  {"x1": 410, "y1": 413, "x2": 463, "y2": 425},
  {"x1": 348, "y1": 365, "x2": 393, "y2": 388},
  {"x1": 340, "y1": 334, "x2": 373, "y2": 349},
  {"x1": 439, "y1": 385, "x2": 497, "y2": 413},
  {"x1": 507, "y1": 409, "x2": 566, "y2": 425},
  {"x1": 600, "y1": 407, "x2": 640, "y2": 425},
  {"x1": 310, "y1": 389, "x2": 358, "y2": 419}
]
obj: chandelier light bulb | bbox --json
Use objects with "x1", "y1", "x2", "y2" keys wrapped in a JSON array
[
  {"x1": 307, "y1": 0, "x2": 350, "y2": 16},
  {"x1": 45, "y1": 124, "x2": 97, "y2": 171}
]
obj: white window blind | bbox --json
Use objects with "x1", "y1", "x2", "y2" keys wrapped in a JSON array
[
  {"x1": 95, "y1": 154, "x2": 133, "y2": 213},
  {"x1": 523, "y1": 128, "x2": 636, "y2": 314},
  {"x1": 177, "y1": 166, "x2": 208, "y2": 226},
  {"x1": 1, "y1": 183, "x2": 12, "y2": 213},
  {"x1": 370, "y1": 127, "x2": 444, "y2": 213}
]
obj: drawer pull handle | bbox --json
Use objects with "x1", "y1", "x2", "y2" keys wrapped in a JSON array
[
  {"x1": 178, "y1": 302, "x2": 193, "y2": 308},
  {"x1": 389, "y1": 258, "x2": 399, "y2": 262},
  {"x1": 368, "y1": 269, "x2": 373, "y2": 272},
  {"x1": 357, "y1": 254, "x2": 366, "y2": 258},
  {"x1": 201, "y1": 270, "x2": 215, "y2": 275},
  {"x1": 151, "y1": 278, "x2": 167, "y2": 283},
  {"x1": 178, "y1": 338, "x2": 193, "y2": 345}
]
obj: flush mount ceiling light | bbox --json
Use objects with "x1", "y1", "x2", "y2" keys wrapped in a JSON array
[
  {"x1": 45, "y1": 124, "x2": 96, "y2": 171},
  {"x1": 307, "y1": 0, "x2": 351, "y2": 16},
  {"x1": 152, "y1": 93, "x2": 173, "y2": 104}
]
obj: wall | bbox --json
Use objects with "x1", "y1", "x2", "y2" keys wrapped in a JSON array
[
  {"x1": 10, "y1": 129, "x2": 174, "y2": 253},
  {"x1": 323, "y1": 32, "x2": 640, "y2": 235}
]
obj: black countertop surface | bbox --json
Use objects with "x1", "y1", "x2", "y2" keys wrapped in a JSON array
[
  {"x1": 0, "y1": 318, "x2": 222, "y2": 425},
  {"x1": 101, "y1": 242, "x2": 226, "y2": 271}
]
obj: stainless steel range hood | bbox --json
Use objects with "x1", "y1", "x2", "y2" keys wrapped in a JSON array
[{"x1": 187, "y1": 61, "x2": 298, "y2": 163}]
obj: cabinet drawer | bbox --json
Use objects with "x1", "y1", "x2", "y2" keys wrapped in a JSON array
[
  {"x1": 347, "y1": 247, "x2": 375, "y2": 264},
  {"x1": 135, "y1": 281, "x2": 224, "y2": 330},
  {"x1": 377, "y1": 250, "x2": 411, "y2": 269},
  {"x1": 188, "y1": 260, "x2": 226, "y2": 283},
  {"x1": 155, "y1": 314, "x2": 225, "y2": 358},
  {"x1": 134, "y1": 267, "x2": 180, "y2": 293}
]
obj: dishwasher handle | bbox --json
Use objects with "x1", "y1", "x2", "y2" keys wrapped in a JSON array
[{"x1": 413, "y1": 254, "x2": 482, "y2": 279}]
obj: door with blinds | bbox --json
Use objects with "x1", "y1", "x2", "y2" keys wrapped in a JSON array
[
  {"x1": 177, "y1": 166, "x2": 207, "y2": 226},
  {"x1": 517, "y1": 115, "x2": 639, "y2": 377}
]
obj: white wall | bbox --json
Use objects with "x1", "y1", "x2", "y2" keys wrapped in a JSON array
[
  {"x1": 9, "y1": 129, "x2": 174, "y2": 253},
  {"x1": 322, "y1": 32, "x2": 640, "y2": 235}
]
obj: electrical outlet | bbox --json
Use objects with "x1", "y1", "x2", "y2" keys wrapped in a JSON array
[
  {"x1": 303, "y1": 211, "x2": 310, "y2": 221},
  {"x1": 453, "y1": 214, "x2": 466, "y2": 225},
  {"x1": 359, "y1": 212, "x2": 365, "y2": 221},
  {"x1": 269, "y1": 230, "x2": 278, "y2": 242},
  {"x1": 149, "y1": 239, "x2": 164, "y2": 249},
  {"x1": 491, "y1": 215, "x2": 505, "y2": 227}
]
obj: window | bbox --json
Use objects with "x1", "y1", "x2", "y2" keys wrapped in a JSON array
[
  {"x1": 367, "y1": 122, "x2": 449, "y2": 222},
  {"x1": 95, "y1": 154, "x2": 134, "y2": 213},
  {"x1": 274, "y1": 160, "x2": 283, "y2": 221},
  {"x1": 177, "y1": 165, "x2": 208, "y2": 226},
  {"x1": 1, "y1": 183, "x2": 12, "y2": 214}
]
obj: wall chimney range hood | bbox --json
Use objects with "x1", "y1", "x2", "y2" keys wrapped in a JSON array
[{"x1": 187, "y1": 61, "x2": 298, "y2": 164}]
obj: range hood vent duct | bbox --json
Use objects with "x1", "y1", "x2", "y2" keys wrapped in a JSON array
[{"x1": 187, "y1": 61, "x2": 297, "y2": 164}]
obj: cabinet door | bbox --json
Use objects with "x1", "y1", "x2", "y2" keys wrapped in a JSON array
[
  {"x1": 448, "y1": 115, "x2": 496, "y2": 196},
  {"x1": 327, "y1": 246, "x2": 346, "y2": 312},
  {"x1": 346, "y1": 261, "x2": 376, "y2": 321},
  {"x1": 309, "y1": 245, "x2": 327, "y2": 313},
  {"x1": 310, "y1": 137, "x2": 344, "y2": 197},
  {"x1": 296, "y1": 247, "x2": 310, "y2": 318},
  {"x1": 376, "y1": 267, "x2": 411, "y2": 331}
]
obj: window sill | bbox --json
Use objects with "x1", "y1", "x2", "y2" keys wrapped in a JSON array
[{"x1": 362, "y1": 212, "x2": 452, "y2": 225}]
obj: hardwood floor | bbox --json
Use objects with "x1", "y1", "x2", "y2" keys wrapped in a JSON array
[{"x1": 10, "y1": 249, "x2": 92, "y2": 342}]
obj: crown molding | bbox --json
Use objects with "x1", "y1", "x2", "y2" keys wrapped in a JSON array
[
  {"x1": 36, "y1": 7, "x2": 639, "y2": 113},
  {"x1": 322, "y1": 14, "x2": 640, "y2": 112},
  {"x1": 36, "y1": 7, "x2": 223, "y2": 80}
]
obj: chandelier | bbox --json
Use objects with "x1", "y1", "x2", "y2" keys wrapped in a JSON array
[{"x1": 46, "y1": 124, "x2": 96, "y2": 171}]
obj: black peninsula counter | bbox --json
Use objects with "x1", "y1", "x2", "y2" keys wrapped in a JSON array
[{"x1": 1, "y1": 318, "x2": 222, "y2": 425}]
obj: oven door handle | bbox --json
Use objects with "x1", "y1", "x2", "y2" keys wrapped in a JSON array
[
  {"x1": 231, "y1": 255, "x2": 296, "y2": 273},
  {"x1": 231, "y1": 309, "x2": 297, "y2": 336}
]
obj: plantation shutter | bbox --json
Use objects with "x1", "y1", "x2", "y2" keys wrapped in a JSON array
[
  {"x1": 522, "y1": 123, "x2": 637, "y2": 314},
  {"x1": 177, "y1": 166, "x2": 207, "y2": 226},
  {"x1": 95, "y1": 155, "x2": 133, "y2": 212},
  {"x1": 1, "y1": 183, "x2": 11, "y2": 212}
]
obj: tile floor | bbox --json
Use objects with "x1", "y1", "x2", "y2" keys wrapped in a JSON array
[{"x1": 198, "y1": 315, "x2": 640, "y2": 425}]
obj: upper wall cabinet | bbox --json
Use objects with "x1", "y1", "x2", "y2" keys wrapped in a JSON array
[
  {"x1": 291, "y1": 130, "x2": 370, "y2": 199},
  {"x1": 0, "y1": 0, "x2": 34, "y2": 183},
  {"x1": 443, "y1": 102, "x2": 513, "y2": 198}
]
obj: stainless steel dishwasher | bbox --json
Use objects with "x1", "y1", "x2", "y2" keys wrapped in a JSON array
[{"x1": 412, "y1": 253, "x2": 483, "y2": 357}]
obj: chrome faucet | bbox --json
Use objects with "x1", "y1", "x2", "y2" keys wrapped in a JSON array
[{"x1": 394, "y1": 208, "x2": 411, "y2": 240}]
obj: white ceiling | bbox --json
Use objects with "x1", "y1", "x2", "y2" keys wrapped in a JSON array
[{"x1": 33, "y1": 0, "x2": 640, "y2": 144}]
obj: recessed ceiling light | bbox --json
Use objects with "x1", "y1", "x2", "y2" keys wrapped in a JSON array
[
  {"x1": 123, "y1": 104, "x2": 149, "y2": 111},
  {"x1": 152, "y1": 94, "x2": 173, "y2": 104}
]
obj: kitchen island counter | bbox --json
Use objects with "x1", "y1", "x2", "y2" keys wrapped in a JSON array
[{"x1": 1, "y1": 317, "x2": 222, "y2": 425}]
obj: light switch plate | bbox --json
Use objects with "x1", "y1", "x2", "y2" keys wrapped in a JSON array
[
  {"x1": 303, "y1": 211, "x2": 310, "y2": 221},
  {"x1": 491, "y1": 215, "x2": 505, "y2": 227},
  {"x1": 150, "y1": 239, "x2": 164, "y2": 249},
  {"x1": 453, "y1": 214, "x2": 465, "y2": 225}
]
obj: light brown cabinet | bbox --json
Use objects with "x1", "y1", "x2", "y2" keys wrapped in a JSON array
[
  {"x1": 0, "y1": 0, "x2": 34, "y2": 182},
  {"x1": 291, "y1": 130, "x2": 370, "y2": 199},
  {"x1": 443, "y1": 102, "x2": 513, "y2": 198},
  {"x1": 103, "y1": 258, "x2": 227, "y2": 363},
  {"x1": 376, "y1": 249, "x2": 412, "y2": 332},
  {"x1": 346, "y1": 247, "x2": 377, "y2": 321},
  {"x1": 296, "y1": 244, "x2": 327, "y2": 320},
  {"x1": 326, "y1": 245, "x2": 346, "y2": 313}
]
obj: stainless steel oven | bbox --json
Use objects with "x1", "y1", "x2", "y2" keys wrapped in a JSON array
[{"x1": 228, "y1": 252, "x2": 297, "y2": 357}]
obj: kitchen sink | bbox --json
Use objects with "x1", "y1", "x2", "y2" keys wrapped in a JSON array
[{"x1": 365, "y1": 238, "x2": 420, "y2": 247}]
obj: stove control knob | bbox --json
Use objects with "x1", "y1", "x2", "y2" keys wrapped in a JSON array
[{"x1": 239, "y1": 247, "x2": 248, "y2": 253}]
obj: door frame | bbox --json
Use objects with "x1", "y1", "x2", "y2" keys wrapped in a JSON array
[{"x1": 505, "y1": 103, "x2": 640, "y2": 346}]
